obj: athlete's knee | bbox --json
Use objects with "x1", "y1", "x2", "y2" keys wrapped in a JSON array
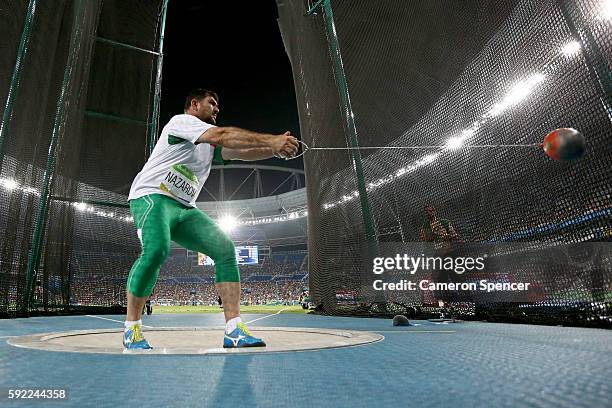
[
  {"x1": 214, "y1": 237, "x2": 239, "y2": 283},
  {"x1": 221, "y1": 236, "x2": 236, "y2": 258},
  {"x1": 215, "y1": 262, "x2": 239, "y2": 283},
  {"x1": 141, "y1": 243, "x2": 170, "y2": 267},
  {"x1": 127, "y1": 259, "x2": 160, "y2": 297},
  {"x1": 128, "y1": 243, "x2": 168, "y2": 297},
  {"x1": 209, "y1": 234, "x2": 234, "y2": 262}
]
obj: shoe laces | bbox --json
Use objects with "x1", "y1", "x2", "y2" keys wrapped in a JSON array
[
  {"x1": 237, "y1": 322, "x2": 253, "y2": 336},
  {"x1": 129, "y1": 325, "x2": 145, "y2": 342}
]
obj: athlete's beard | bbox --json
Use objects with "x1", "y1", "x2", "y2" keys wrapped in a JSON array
[
  {"x1": 197, "y1": 111, "x2": 214, "y2": 124},
  {"x1": 204, "y1": 111, "x2": 215, "y2": 124}
]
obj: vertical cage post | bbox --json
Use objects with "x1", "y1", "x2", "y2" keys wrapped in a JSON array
[
  {"x1": 148, "y1": 0, "x2": 169, "y2": 156},
  {"x1": 24, "y1": 0, "x2": 87, "y2": 312},
  {"x1": 320, "y1": 0, "x2": 377, "y2": 243}
]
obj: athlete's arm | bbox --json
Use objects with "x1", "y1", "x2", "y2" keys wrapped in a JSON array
[
  {"x1": 221, "y1": 147, "x2": 274, "y2": 161},
  {"x1": 198, "y1": 127, "x2": 298, "y2": 157}
]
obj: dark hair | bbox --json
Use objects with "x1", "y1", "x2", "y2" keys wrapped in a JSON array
[{"x1": 184, "y1": 88, "x2": 219, "y2": 111}]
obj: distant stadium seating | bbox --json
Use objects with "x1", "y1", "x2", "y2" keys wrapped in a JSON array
[
  {"x1": 245, "y1": 275, "x2": 273, "y2": 282},
  {"x1": 70, "y1": 250, "x2": 308, "y2": 306}
]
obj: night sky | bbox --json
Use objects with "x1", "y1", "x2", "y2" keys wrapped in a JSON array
[{"x1": 160, "y1": 0, "x2": 304, "y2": 181}]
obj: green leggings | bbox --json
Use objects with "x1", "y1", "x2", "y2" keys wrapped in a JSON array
[{"x1": 127, "y1": 194, "x2": 239, "y2": 297}]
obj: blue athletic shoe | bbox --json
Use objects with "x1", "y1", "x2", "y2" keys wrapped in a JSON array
[
  {"x1": 223, "y1": 322, "x2": 266, "y2": 348},
  {"x1": 123, "y1": 324, "x2": 153, "y2": 350}
]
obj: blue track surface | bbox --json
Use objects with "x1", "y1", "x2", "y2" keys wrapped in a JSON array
[{"x1": 1, "y1": 313, "x2": 611, "y2": 407}]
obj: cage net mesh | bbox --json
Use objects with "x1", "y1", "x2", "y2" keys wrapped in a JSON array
[
  {"x1": 0, "y1": 0, "x2": 165, "y2": 317},
  {"x1": 277, "y1": 0, "x2": 612, "y2": 325}
]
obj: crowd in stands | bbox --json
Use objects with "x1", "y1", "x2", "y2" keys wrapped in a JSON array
[
  {"x1": 70, "y1": 251, "x2": 309, "y2": 307},
  {"x1": 150, "y1": 281, "x2": 306, "y2": 306}
]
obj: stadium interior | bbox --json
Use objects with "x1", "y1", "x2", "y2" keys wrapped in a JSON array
[{"x1": 1, "y1": 1, "x2": 611, "y2": 406}]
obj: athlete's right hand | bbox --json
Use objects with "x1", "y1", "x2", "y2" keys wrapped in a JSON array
[{"x1": 271, "y1": 131, "x2": 299, "y2": 158}]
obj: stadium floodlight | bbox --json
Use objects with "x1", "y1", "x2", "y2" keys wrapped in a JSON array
[
  {"x1": 420, "y1": 153, "x2": 439, "y2": 165},
  {"x1": 445, "y1": 136, "x2": 466, "y2": 150},
  {"x1": 1, "y1": 178, "x2": 19, "y2": 191},
  {"x1": 74, "y1": 202, "x2": 88, "y2": 211},
  {"x1": 561, "y1": 41, "x2": 581, "y2": 57},
  {"x1": 218, "y1": 215, "x2": 238, "y2": 232},
  {"x1": 462, "y1": 124, "x2": 479, "y2": 138},
  {"x1": 603, "y1": 0, "x2": 612, "y2": 20},
  {"x1": 487, "y1": 73, "x2": 545, "y2": 117}
]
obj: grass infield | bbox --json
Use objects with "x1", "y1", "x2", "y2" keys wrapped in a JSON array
[{"x1": 153, "y1": 305, "x2": 308, "y2": 314}]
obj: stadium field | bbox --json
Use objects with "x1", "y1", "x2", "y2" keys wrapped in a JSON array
[{"x1": 153, "y1": 305, "x2": 308, "y2": 314}]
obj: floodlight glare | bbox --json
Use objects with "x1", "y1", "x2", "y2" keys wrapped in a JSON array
[{"x1": 218, "y1": 215, "x2": 238, "y2": 232}]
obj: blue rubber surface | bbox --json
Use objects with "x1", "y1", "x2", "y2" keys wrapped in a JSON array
[{"x1": 1, "y1": 313, "x2": 611, "y2": 407}]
